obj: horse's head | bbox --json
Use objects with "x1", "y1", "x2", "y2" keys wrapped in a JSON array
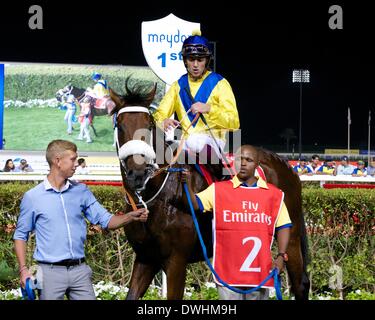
[
  {"x1": 56, "y1": 85, "x2": 73, "y2": 102},
  {"x1": 110, "y1": 80, "x2": 158, "y2": 191}
]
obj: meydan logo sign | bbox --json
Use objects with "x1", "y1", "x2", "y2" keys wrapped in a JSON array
[{"x1": 142, "y1": 13, "x2": 200, "y2": 85}]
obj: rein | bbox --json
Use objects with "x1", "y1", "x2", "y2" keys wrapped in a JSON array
[{"x1": 150, "y1": 112, "x2": 200, "y2": 180}]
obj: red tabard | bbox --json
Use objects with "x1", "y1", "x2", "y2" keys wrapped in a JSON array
[{"x1": 213, "y1": 180, "x2": 284, "y2": 288}]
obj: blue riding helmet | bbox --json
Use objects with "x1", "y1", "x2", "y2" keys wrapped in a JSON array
[
  {"x1": 92, "y1": 72, "x2": 102, "y2": 81},
  {"x1": 182, "y1": 34, "x2": 212, "y2": 58}
]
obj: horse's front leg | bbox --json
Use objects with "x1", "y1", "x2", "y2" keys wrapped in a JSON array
[
  {"x1": 126, "y1": 257, "x2": 160, "y2": 300},
  {"x1": 90, "y1": 123, "x2": 98, "y2": 137},
  {"x1": 164, "y1": 254, "x2": 188, "y2": 300},
  {"x1": 285, "y1": 234, "x2": 310, "y2": 300}
]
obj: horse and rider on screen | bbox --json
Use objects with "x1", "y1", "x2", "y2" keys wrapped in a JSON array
[{"x1": 56, "y1": 73, "x2": 116, "y2": 137}]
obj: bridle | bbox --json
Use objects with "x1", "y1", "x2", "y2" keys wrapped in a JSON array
[
  {"x1": 113, "y1": 104, "x2": 197, "y2": 208},
  {"x1": 114, "y1": 106, "x2": 172, "y2": 207},
  {"x1": 114, "y1": 106, "x2": 173, "y2": 210}
]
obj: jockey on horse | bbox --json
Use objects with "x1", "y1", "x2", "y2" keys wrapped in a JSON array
[
  {"x1": 153, "y1": 30, "x2": 240, "y2": 182},
  {"x1": 85, "y1": 72, "x2": 116, "y2": 114}
]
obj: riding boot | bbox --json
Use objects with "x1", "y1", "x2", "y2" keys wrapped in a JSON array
[{"x1": 197, "y1": 145, "x2": 226, "y2": 181}]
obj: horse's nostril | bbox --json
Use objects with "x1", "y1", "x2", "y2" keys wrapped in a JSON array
[{"x1": 128, "y1": 170, "x2": 134, "y2": 177}]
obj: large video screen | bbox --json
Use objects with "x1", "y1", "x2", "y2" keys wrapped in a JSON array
[{"x1": 2, "y1": 62, "x2": 165, "y2": 152}]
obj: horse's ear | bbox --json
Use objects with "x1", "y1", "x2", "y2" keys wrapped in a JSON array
[
  {"x1": 146, "y1": 83, "x2": 157, "y2": 106},
  {"x1": 109, "y1": 88, "x2": 124, "y2": 112},
  {"x1": 151, "y1": 82, "x2": 157, "y2": 98}
]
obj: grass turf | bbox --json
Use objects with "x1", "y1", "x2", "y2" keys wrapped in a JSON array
[{"x1": 4, "y1": 107, "x2": 116, "y2": 152}]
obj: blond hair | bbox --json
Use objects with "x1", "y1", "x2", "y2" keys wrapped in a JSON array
[{"x1": 46, "y1": 140, "x2": 77, "y2": 166}]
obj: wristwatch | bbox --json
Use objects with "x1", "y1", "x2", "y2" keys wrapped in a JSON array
[{"x1": 276, "y1": 252, "x2": 289, "y2": 262}]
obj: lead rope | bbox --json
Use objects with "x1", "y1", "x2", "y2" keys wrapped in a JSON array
[{"x1": 135, "y1": 192, "x2": 147, "y2": 210}]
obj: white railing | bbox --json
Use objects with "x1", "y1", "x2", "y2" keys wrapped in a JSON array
[
  {"x1": 0, "y1": 172, "x2": 122, "y2": 181},
  {"x1": 1, "y1": 172, "x2": 374, "y2": 184},
  {"x1": 299, "y1": 174, "x2": 375, "y2": 182},
  {"x1": 299, "y1": 174, "x2": 375, "y2": 187}
]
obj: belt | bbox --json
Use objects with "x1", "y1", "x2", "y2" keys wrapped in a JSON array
[{"x1": 38, "y1": 258, "x2": 85, "y2": 267}]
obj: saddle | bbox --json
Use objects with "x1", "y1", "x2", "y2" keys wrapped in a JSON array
[
  {"x1": 83, "y1": 92, "x2": 116, "y2": 114},
  {"x1": 188, "y1": 148, "x2": 236, "y2": 185},
  {"x1": 192, "y1": 151, "x2": 267, "y2": 185}
]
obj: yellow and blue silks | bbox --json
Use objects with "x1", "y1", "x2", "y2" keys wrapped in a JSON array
[{"x1": 154, "y1": 71, "x2": 240, "y2": 142}]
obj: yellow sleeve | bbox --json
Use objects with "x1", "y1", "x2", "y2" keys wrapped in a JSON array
[
  {"x1": 275, "y1": 202, "x2": 292, "y2": 228},
  {"x1": 206, "y1": 78, "x2": 240, "y2": 130},
  {"x1": 195, "y1": 183, "x2": 215, "y2": 212},
  {"x1": 153, "y1": 82, "x2": 179, "y2": 126},
  {"x1": 93, "y1": 83, "x2": 108, "y2": 97}
]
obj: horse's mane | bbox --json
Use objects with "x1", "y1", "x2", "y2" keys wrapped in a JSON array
[
  {"x1": 256, "y1": 146, "x2": 293, "y2": 170},
  {"x1": 110, "y1": 77, "x2": 157, "y2": 115}
]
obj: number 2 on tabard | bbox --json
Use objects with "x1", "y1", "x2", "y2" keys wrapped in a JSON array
[{"x1": 239, "y1": 237, "x2": 262, "y2": 272}]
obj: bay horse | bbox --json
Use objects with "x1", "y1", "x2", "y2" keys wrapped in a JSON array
[
  {"x1": 110, "y1": 81, "x2": 310, "y2": 300},
  {"x1": 56, "y1": 85, "x2": 115, "y2": 136}
]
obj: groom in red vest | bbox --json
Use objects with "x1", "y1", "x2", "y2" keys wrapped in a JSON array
[{"x1": 182, "y1": 145, "x2": 292, "y2": 300}]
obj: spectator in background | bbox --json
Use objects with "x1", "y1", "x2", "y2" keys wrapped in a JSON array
[
  {"x1": 16, "y1": 159, "x2": 34, "y2": 173},
  {"x1": 352, "y1": 160, "x2": 367, "y2": 177},
  {"x1": 293, "y1": 156, "x2": 313, "y2": 175},
  {"x1": 3, "y1": 159, "x2": 16, "y2": 172},
  {"x1": 316, "y1": 156, "x2": 336, "y2": 175},
  {"x1": 367, "y1": 157, "x2": 375, "y2": 176},
  {"x1": 334, "y1": 156, "x2": 355, "y2": 176},
  {"x1": 75, "y1": 158, "x2": 89, "y2": 175},
  {"x1": 63, "y1": 94, "x2": 77, "y2": 135},
  {"x1": 308, "y1": 154, "x2": 321, "y2": 174}
]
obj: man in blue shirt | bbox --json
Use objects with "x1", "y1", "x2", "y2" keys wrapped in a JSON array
[
  {"x1": 367, "y1": 157, "x2": 375, "y2": 176},
  {"x1": 14, "y1": 139, "x2": 148, "y2": 300},
  {"x1": 334, "y1": 155, "x2": 356, "y2": 175}
]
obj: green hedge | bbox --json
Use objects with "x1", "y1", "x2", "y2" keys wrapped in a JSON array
[
  {"x1": 4, "y1": 64, "x2": 166, "y2": 102},
  {"x1": 0, "y1": 183, "x2": 374, "y2": 299},
  {"x1": 302, "y1": 188, "x2": 375, "y2": 298}
]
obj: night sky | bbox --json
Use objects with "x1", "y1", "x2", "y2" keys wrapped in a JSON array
[{"x1": 1, "y1": 1, "x2": 374, "y2": 152}]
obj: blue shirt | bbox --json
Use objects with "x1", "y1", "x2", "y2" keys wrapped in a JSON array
[
  {"x1": 13, "y1": 178, "x2": 113, "y2": 263},
  {"x1": 367, "y1": 165, "x2": 375, "y2": 176},
  {"x1": 336, "y1": 164, "x2": 356, "y2": 175}
]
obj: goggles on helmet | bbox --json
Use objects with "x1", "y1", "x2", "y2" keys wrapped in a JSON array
[{"x1": 182, "y1": 44, "x2": 211, "y2": 57}]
